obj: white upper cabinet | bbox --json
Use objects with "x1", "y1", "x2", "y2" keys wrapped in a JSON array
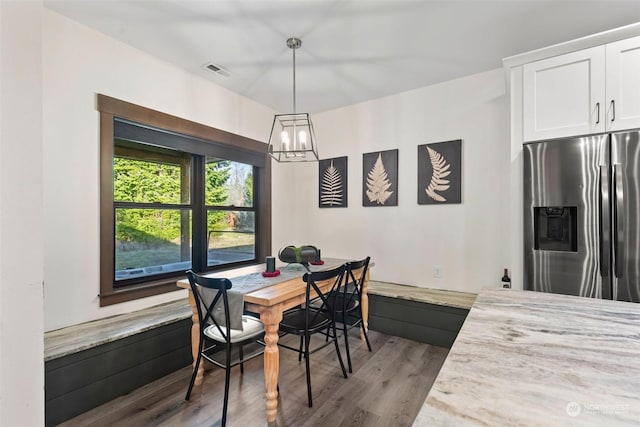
[
  {"x1": 606, "y1": 35, "x2": 640, "y2": 132},
  {"x1": 523, "y1": 47, "x2": 605, "y2": 142},
  {"x1": 523, "y1": 35, "x2": 640, "y2": 142}
]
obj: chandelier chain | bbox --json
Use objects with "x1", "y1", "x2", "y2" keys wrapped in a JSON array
[{"x1": 292, "y1": 44, "x2": 296, "y2": 114}]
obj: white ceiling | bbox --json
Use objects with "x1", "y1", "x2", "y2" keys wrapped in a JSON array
[{"x1": 44, "y1": 0, "x2": 640, "y2": 114}]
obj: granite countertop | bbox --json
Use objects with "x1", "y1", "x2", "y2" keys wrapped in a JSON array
[
  {"x1": 367, "y1": 281, "x2": 476, "y2": 310},
  {"x1": 413, "y1": 288, "x2": 640, "y2": 426}
]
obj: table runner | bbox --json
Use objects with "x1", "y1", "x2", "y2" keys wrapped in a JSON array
[{"x1": 216, "y1": 258, "x2": 349, "y2": 330}]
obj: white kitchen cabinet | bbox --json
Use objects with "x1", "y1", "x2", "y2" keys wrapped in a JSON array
[
  {"x1": 606, "y1": 35, "x2": 640, "y2": 132},
  {"x1": 523, "y1": 35, "x2": 640, "y2": 142},
  {"x1": 523, "y1": 46, "x2": 605, "y2": 142}
]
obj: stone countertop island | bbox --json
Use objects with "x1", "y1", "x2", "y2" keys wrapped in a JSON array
[{"x1": 413, "y1": 288, "x2": 640, "y2": 426}]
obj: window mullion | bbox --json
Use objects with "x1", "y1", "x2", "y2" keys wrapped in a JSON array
[
  {"x1": 192, "y1": 155, "x2": 207, "y2": 272},
  {"x1": 203, "y1": 205, "x2": 256, "y2": 212},
  {"x1": 113, "y1": 202, "x2": 191, "y2": 209},
  {"x1": 179, "y1": 156, "x2": 191, "y2": 263},
  {"x1": 252, "y1": 165, "x2": 259, "y2": 260}
]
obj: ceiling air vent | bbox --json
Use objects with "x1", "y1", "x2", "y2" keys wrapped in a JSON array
[{"x1": 203, "y1": 62, "x2": 231, "y2": 77}]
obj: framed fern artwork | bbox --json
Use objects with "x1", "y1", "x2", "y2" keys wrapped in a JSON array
[
  {"x1": 362, "y1": 149, "x2": 398, "y2": 207},
  {"x1": 319, "y1": 156, "x2": 348, "y2": 208},
  {"x1": 417, "y1": 139, "x2": 462, "y2": 205}
]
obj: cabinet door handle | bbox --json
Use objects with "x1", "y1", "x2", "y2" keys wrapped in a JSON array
[
  {"x1": 611, "y1": 100, "x2": 616, "y2": 122},
  {"x1": 596, "y1": 102, "x2": 600, "y2": 124}
]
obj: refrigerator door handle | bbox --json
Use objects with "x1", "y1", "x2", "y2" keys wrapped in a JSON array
[
  {"x1": 610, "y1": 100, "x2": 616, "y2": 122},
  {"x1": 599, "y1": 165, "x2": 610, "y2": 277},
  {"x1": 614, "y1": 164, "x2": 624, "y2": 278}
]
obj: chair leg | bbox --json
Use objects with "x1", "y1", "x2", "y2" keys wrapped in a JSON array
[
  {"x1": 332, "y1": 321, "x2": 348, "y2": 379},
  {"x1": 343, "y1": 316, "x2": 352, "y2": 373},
  {"x1": 222, "y1": 346, "x2": 232, "y2": 427},
  {"x1": 185, "y1": 349, "x2": 203, "y2": 400},
  {"x1": 361, "y1": 321, "x2": 372, "y2": 352},
  {"x1": 239, "y1": 344, "x2": 244, "y2": 374},
  {"x1": 304, "y1": 333, "x2": 313, "y2": 408},
  {"x1": 359, "y1": 305, "x2": 373, "y2": 352}
]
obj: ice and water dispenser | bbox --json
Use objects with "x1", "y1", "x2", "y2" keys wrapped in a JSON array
[{"x1": 533, "y1": 206, "x2": 577, "y2": 252}]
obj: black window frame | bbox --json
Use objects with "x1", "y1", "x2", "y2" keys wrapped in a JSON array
[{"x1": 98, "y1": 94, "x2": 271, "y2": 307}]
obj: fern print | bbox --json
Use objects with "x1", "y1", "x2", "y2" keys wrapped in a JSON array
[
  {"x1": 319, "y1": 156, "x2": 348, "y2": 208},
  {"x1": 366, "y1": 153, "x2": 394, "y2": 205},
  {"x1": 320, "y1": 160, "x2": 343, "y2": 206},
  {"x1": 425, "y1": 146, "x2": 451, "y2": 202}
]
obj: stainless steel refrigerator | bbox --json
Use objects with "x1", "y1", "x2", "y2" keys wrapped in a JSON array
[{"x1": 524, "y1": 130, "x2": 640, "y2": 303}]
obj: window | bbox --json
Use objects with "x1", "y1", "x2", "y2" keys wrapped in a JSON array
[
  {"x1": 99, "y1": 95, "x2": 271, "y2": 306},
  {"x1": 204, "y1": 158, "x2": 256, "y2": 267},
  {"x1": 114, "y1": 141, "x2": 193, "y2": 283}
]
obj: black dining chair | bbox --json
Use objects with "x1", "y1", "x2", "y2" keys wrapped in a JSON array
[
  {"x1": 338, "y1": 257, "x2": 372, "y2": 373},
  {"x1": 312, "y1": 257, "x2": 372, "y2": 373},
  {"x1": 277, "y1": 264, "x2": 348, "y2": 407},
  {"x1": 185, "y1": 270, "x2": 265, "y2": 427}
]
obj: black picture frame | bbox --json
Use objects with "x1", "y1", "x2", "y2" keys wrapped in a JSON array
[
  {"x1": 318, "y1": 156, "x2": 348, "y2": 208},
  {"x1": 362, "y1": 149, "x2": 398, "y2": 207},
  {"x1": 417, "y1": 139, "x2": 462, "y2": 205}
]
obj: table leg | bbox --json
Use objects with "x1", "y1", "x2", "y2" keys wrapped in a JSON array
[
  {"x1": 186, "y1": 290, "x2": 204, "y2": 385},
  {"x1": 360, "y1": 269, "x2": 370, "y2": 341},
  {"x1": 260, "y1": 306, "x2": 283, "y2": 423}
]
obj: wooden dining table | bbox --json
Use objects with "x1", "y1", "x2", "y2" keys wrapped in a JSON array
[{"x1": 176, "y1": 257, "x2": 371, "y2": 423}]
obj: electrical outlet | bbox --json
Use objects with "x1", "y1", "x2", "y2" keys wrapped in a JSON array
[{"x1": 433, "y1": 266, "x2": 443, "y2": 278}]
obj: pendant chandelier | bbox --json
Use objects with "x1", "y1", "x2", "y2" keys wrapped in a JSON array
[{"x1": 267, "y1": 37, "x2": 319, "y2": 162}]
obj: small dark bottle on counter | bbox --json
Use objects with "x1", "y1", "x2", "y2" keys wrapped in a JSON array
[{"x1": 501, "y1": 268, "x2": 511, "y2": 288}]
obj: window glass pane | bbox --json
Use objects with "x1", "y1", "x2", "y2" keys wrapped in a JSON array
[
  {"x1": 205, "y1": 158, "x2": 253, "y2": 207},
  {"x1": 115, "y1": 208, "x2": 192, "y2": 282},
  {"x1": 114, "y1": 141, "x2": 190, "y2": 204},
  {"x1": 207, "y1": 210, "x2": 255, "y2": 266}
]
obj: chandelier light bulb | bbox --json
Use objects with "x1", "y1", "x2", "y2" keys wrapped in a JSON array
[
  {"x1": 281, "y1": 130, "x2": 290, "y2": 150},
  {"x1": 298, "y1": 130, "x2": 307, "y2": 149}
]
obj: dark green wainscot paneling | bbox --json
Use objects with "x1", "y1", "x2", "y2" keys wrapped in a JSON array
[
  {"x1": 45, "y1": 318, "x2": 192, "y2": 427},
  {"x1": 368, "y1": 295, "x2": 469, "y2": 348}
]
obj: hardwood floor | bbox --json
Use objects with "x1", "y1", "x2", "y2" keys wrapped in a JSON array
[{"x1": 57, "y1": 330, "x2": 448, "y2": 427}]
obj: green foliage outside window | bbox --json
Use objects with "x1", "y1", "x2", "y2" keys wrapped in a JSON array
[
  {"x1": 114, "y1": 158, "x2": 183, "y2": 204},
  {"x1": 114, "y1": 157, "x2": 249, "y2": 247},
  {"x1": 206, "y1": 160, "x2": 230, "y2": 232},
  {"x1": 115, "y1": 158, "x2": 185, "y2": 246}
]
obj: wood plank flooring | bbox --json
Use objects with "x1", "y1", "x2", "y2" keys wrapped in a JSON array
[{"x1": 57, "y1": 330, "x2": 448, "y2": 427}]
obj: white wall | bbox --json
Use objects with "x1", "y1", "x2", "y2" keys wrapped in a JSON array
[
  {"x1": 0, "y1": 1, "x2": 44, "y2": 425},
  {"x1": 42, "y1": 9, "x2": 277, "y2": 331},
  {"x1": 274, "y1": 69, "x2": 510, "y2": 293}
]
